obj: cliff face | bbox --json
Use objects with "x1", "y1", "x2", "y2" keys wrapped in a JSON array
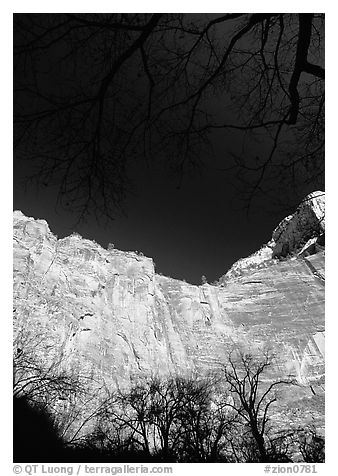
[
  {"x1": 13, "y1": 192, "x2": 325, "y2": 431},
  {"x1": 219, "y1": 191, "x2": 325, "y2": 282}
]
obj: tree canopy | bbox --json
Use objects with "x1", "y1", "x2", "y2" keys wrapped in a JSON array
[{"x1": 14, "y1": 13, "x2": 324, "y2": 220}]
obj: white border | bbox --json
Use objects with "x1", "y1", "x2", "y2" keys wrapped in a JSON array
[{"x1": 3, "y1": 2, "x2": 336, "y2": 473}]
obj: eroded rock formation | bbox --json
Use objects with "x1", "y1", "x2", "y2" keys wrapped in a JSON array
[{"x1": 13, "y1": 191, "x2": 325, "y2": 434}]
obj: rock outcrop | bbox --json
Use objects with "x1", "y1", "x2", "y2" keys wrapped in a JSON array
[
  {"x1": 219, "y1": 191, "x2": 325, "y2": 282},
  {"x1": 13, "y1": 192, "x2": 325, "y2": 435}
]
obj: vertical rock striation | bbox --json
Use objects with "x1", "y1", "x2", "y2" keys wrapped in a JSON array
[{"x1": 13, "y1": 191, "x2": 325, "y2": 432}]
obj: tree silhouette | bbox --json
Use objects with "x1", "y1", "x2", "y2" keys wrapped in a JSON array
[
  {"x1": 222, "y1": 349, "x2": 294, "y2": 462},
  {"x1": 13, "y1": 325, "x2": 105, "y2": 446},
  {"x1": 13, "y1": 347, "x2": 324, "y2": 462},
  {"x1": 13, "y1": 327, "x2": 80, "y2": 407},
  {"x1": 296, "y1": 426, "x2": 325, "y2": 463},
  {"x1": 88, "y1": 375, "x2": 236, "y2": 462},
  {"x1": 83, "y1": 368, "x2": 306, "y2": 463},
  {"x1": 14, "y1": 13, "x2": 324, "y2": 220},
  {"x1": 13, "y1": 396, "x2": 65, "y2": 462},
  {"x1": 176, "y1": 377, "x2": 235, "y2": 462}
]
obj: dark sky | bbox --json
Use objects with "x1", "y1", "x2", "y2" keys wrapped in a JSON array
[
  {"x1": 14, "y1": 145, "x2": 310, "y2": 285},
  {"x1": 13, "y1": 13, "x2": 324, "y2": 285}
]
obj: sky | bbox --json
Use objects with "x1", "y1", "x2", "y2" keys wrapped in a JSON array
[
  {"x1": 13, "y1": 12, "x2": 324, "y2": 285},
  {"x1": 13, "y1": 143, "x2": 315, "y2": 285}
]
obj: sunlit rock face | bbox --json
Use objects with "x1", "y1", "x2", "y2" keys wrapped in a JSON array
[
  {"x1": 219, "y1": 190, "x2": 325, "y2": 282},
  {"x1": 271, "y1": 191, "x2": 325, "y2": 258},
  {"x1": 13, "y1": 192, "x2": 325, "y2": 432}
]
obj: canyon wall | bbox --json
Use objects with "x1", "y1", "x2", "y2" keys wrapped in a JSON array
[{"x1": 13, "y1": 191, "x2": 325, "y2": 433}]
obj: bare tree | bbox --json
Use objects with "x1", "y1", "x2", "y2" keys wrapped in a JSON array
[
  {"x1": 175, "y1": 377, "x2": 235, "y2": 462},
  {"x1": 222, "y1": 349, "x2": 294, "y2": 462},
  {"x1": 13, "y1": 334, "x2": 320, "y2": 463},
  {"x1": 97, "y1": 382, "x2": 154, "y2": 457},
  {"x1": 13, "y1": 325, "x2": 105, "y2": 446},
  {"x1": 90, "y1": 375, "x2": 236, "y2": 462},
  {"x1": 13, "y1": 327, "x2": 80, "y2": 407},
  {"x1": 14, "y1": 13, "x2": 324, "y2": 220},
  {"x1": 296, "y1": 426, "x2": 325, "y2": 463},
  {"x1": 93, "y1": 378, "x2": 187, "y2": 460}
]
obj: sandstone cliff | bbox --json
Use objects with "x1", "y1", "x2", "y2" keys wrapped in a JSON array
[
  {"x1": 13, "y1": 191, "x2": 325, "y2": 434},
  {"x1": 219, "y1": 191, "x2": 325, "y2": 282}
]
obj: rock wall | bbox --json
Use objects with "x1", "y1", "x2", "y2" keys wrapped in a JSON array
[
  {"x1": 13, "y1": 192, "x2": 325, "y2": 432},
  {"x1": 219, "y1": 191, "x2": 325, "y2": 282}
]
